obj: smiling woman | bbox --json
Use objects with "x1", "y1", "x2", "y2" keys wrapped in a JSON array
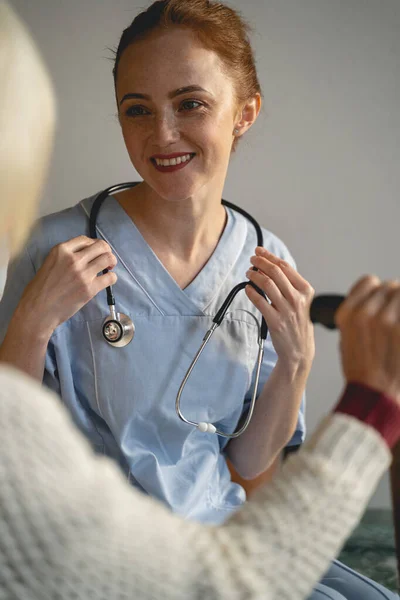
[
  {"x1": 0, "y1": 2, "x2": 398, "y2": 599},
  {"x1": 114, "y1": 25, "x2": 260, "y2": 218}
]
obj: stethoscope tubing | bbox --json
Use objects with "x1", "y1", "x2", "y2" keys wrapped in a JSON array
[
  {"x1": 89, "y1": 182, "x2": 345, "y2": 439},
  {"x1": 89, "y1": 182, "x2": 345, "y2": 328}
]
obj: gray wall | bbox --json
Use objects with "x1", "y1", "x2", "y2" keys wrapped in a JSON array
[{"x1": 9, "y1": 0, "x2": 400, "y2": 508}]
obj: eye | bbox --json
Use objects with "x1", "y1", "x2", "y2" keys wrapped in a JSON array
[
  {"x1": 180, "y1": 99, "x2": 202, "y2": 111},
  {"x1": 125, "y1": 105, "x2": 149, "y2": 117}
]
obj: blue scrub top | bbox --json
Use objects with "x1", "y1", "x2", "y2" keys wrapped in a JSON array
[{"x1": 0, "y1": 190, "x2": 305, "y2": 525}]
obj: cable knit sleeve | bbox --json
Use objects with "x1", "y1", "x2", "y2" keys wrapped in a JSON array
[{"x1": 0, "y1": 366, "x2": 391, "y2": 600}]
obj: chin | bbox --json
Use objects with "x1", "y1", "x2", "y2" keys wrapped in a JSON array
[
  {"x1": 145, "y1": 172, "x2": 203, "y2": 203},
  {"x1": 155, "y1": 187, "x2": 198, "y2": 204}
]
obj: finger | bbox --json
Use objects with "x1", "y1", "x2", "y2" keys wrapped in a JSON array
[
  {"x1": 245, "y1": 284, "x2": 276, "y2": 321},
  {"x1": 255, "y1": 247, "x2": 310, "y2": 293},
  {"x1": 335, "y1": 275, "x2": 381, "y2": 327},
  {"x1": 92, "y1": 270, "x2": 118, "y2": 295},
  {"x1": 250, "y1": 255, "x2": 295, "y2": 303},
  {"x1": 246, "y1": 269, "x2": 284, "y2": 308},
  {"x1": 377, "y1": 283, "x2": 400, "y2": 325},
  {"x1": 345, "y1": 275, "x2": 381, "y2": 309},
  {"x1": 62, "y1": 235, "x2": 97, "y2": 253},
  {"x1": 78, "y1": 239, "x2": 114, "y2": 265},
  {"x1": 88, "y1": 251, "x2": 118, "y2": 277},
  {"x1": 360, "y1": 283, "x2": 394, "y2": 318}
]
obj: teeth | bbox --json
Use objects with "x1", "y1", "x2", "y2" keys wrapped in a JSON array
[{"x1": 154, "y1": 153, "x2": 192, "y2": 167}]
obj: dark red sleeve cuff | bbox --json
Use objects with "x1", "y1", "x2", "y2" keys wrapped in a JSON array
[{"x1": 334, "y1": 382, "x2": 400, "y2": 449}]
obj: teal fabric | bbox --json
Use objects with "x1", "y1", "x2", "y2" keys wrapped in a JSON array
[{"x1": 338, "y1": 509, "x2": 398, "y2": 593}]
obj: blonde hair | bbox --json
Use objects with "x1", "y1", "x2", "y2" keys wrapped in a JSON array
[{"x1": 0, "y1": 2, "x2": 55, "y2": 258}]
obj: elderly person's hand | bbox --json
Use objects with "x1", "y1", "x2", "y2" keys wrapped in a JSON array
[{"x1": 335, "y1": 275, "x2": 400, "y2": 402}]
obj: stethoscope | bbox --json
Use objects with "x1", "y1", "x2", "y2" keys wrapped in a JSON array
[{"x1": 89, "y1": 182, "x2": 344, "y2": 438}]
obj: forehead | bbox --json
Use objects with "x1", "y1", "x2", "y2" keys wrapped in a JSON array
[{"x1": 116, "y1": 27, "x2": 235, "y2": 99}]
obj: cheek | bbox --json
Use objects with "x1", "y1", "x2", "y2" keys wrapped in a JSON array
[
  {"x1": 203, "y1": 111, "x2": 236, "y2": 151},
  {"x1": 188, "y1": 116, "x2": 232, "y2": 151},
  {"x1": 204, "y1": 126, "x2": 235, "y2": 163},
  {"x1": 120, "y1": 122, "x2": 144, "y2": 158}
]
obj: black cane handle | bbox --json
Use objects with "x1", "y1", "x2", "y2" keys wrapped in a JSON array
[{"x1": 309, "y1": 294, "x2": 345, "y2": 329}]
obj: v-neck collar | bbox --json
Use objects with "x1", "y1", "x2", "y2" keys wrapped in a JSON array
[{"x1": 80, "y1": 189, "x2": 248, "y2": 316}]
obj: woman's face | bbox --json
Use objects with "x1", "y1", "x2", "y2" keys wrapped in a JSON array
[{"x1": 115, "y1": 27, "x2": 240, "y2": 202}]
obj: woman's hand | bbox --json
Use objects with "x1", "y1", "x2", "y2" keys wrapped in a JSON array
[
  {"x1": 335, "y1": 275, "x2": 400, "y2": 402},
  {"x1": 245, "y1": 247, "x2": 315, "y2": 370},
  {"x1": 17, "y1": 235, "x2": 117, "y2": 338}
]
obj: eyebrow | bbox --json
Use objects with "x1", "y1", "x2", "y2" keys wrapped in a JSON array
[{"x1": 119, "y1": 85, "x2": 211, "y2": 106}]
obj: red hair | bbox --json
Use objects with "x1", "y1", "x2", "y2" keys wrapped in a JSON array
[{"x1": 112, "y1": 0, "x2": 262, "y2": 151}]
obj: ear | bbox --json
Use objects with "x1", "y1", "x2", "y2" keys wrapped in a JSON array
[{"x1": 233, "y1": 93, "x2": 262, "y2": 136}]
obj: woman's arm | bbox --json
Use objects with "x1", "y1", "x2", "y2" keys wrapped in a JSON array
[
  {"x1": 226, "y1": 359, "x2": 308, "y2": 479},
  {"x1": 226, "y1": 247, "x2": 314, "y2": 479},
  {"x1": 0, "y1": 306, "x2": 52, "y2": 381},
  {"x1": 227, "y1": 454, "x2": 281, "y2": 497},
  {"x1": 0, "y1": 236, "x2": 117, "y2": 381}
]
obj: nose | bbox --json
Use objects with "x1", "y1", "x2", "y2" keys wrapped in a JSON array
[{"x1": 151, "y1": 110, "x2": 180, "y2": 147}]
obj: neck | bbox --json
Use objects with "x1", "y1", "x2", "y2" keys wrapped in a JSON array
[{"x1": 117, "y1": 181, "x2": 227, "y2": 262}]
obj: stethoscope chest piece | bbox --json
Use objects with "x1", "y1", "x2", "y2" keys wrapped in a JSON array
[{"x1": 102, "y1": 312, "x2": 135, "y2": 347}]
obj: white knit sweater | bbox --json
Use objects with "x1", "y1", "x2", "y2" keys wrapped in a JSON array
[{"x1": 0, "y1": 366, "x2": 391, "y2": 600}]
